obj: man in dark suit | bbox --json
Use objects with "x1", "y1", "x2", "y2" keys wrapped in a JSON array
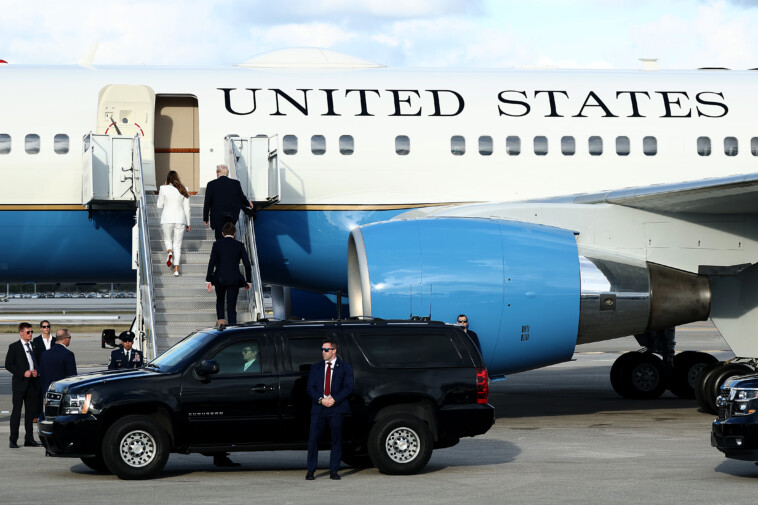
[
  {"x1": 305, "y1": 339, "x2": 354, "y2": 481},
  {"x1": 32, "y1": 319, "x2": 56, "y2": 418},
  {"x1": 107, "y1": 331, "x2": 144, "y2": 370},
  {"x1": 240, "y1": 344, "x2": 261, "y2": 373},
  {"x1": 206, "y1": 222, "x2": 252, "y2": 325},
  {"x1": 4, "y1": 322, "x2": 42, "y2": 448},
  {"x1": 457, "y1": 314, "x2": 482, "y2": 354},
  {"x1": 203, "y1": 164, "x2": 256, "y2": 240},
  {"x1": 39, "y1": 329, "x2": 77, "y2": 407}
]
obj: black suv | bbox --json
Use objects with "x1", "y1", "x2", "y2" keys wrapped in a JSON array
[
  {"x1": 39, "y1": 319, "x2": 494, "y2": 479},
  {"x1": 711, "y1": 373, "x2": 758, "y2": 461}
]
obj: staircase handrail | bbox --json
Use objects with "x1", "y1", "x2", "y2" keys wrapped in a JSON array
[{"x1": 134, "y1": 135, "x2": 159, "y2": 358}]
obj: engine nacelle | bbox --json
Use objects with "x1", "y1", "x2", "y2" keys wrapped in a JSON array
[{"x1": 347, "y1": 217, "x2": 711, "y2": 376}]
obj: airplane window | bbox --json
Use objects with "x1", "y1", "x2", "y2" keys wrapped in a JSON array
[
  {"x1": 283, "y1": 135, "x2": 297, "y2": 155},
  {"x1": 534, "y1": 136, "x2": 548, "y2": 156},
  {"x1": 697, "y1": 137, "x2": 711, "y2": 156},
  {"x1": 0, "y1": 134, "x2": 9, "y2": 154},
  {"x1": 751, "y1": 137, "x2": 758, "y2": 156},
  {"x1": 25, "y1": 134, "x2": 40, "y2": 155},
  {"x1": 339, "y1": 135, "x2": 354, "y2": 155},
  {"x1": 478, "y1": 136, "x2": 493, "y2": 156},
  {"x1": 616, "y1": 136, "x2": 630, "y2": 156},
  {"x1": 451, "y1": 136, "x2": 465, "y2": 156},
  {"x1": 395, "y1": 135, "x2": 410, "y2": 155},
  {"x1": 311, "y1": 135, "x2": 326, "y2": 155},
  {"x1": 643, "y1": 136, "x2": 657, "y2": 156},
  {"x1": 506, "y1": 136, "x2": 521, "y2": 156},
  {"x1": 561, "y1": 136, "x2": 575, "y2": 155},
  {"x1": 54, "y1": 134, "x2": 69, "y2": 155},
  {"x1": 588, "y1": 136, "x2": 602, "y2": 156},
  {"x1": 724, "y1": 137, "x2": 738, "y2": 156}
]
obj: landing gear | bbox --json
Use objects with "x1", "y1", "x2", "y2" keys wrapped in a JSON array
[{"x1": 610, "y1": 352, "x2": 667, "y2": 399}]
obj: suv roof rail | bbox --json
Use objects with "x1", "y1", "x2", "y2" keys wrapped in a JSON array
[{"x1": 347, "y1": 315, "x2": 385, "y2": 321}]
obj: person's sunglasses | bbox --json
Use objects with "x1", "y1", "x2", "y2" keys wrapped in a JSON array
[
  {"x1": 322, "y1": 348, "x2": 334, "y2": 352},
  {"x1": 458, "y1": 320, "x2": 468, "y2": 324},
  {"x1": 41, "y1": 325, "x2": 50, "y2": 328},
  {"x1": 24, "y1": 330, "x2": 33, "y2": 334}
]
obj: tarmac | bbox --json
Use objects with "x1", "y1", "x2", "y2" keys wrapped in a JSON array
[{"x1": 1, "y1": 321, "x2": 756, "y2": 504}]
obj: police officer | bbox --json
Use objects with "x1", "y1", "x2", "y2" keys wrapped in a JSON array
[{"x1": 107, "y1": 331, "x2": 144, "y2": 370}]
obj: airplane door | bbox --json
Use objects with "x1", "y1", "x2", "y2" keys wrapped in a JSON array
[
  {"x1": 227, "y1": 135, "x2": 281, "y2": 206},
  {"x1": 97, "y1": 84, "x2": 156, "y2": 189},
  {"x1": 155, "y1": 95, "x2": 199, "y2": 193}
]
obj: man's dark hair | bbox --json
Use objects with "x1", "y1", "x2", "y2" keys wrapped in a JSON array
[
  {"x1": 222, "y1": 222, "x2": 236, "y2": 236},
  {"x1": 458, "y1": 314, "x2": 467, "y2": 319},
  {"x1": 40, "y1": 319, "x2": 50, "y2": 327},
  {"x1": 18, "y1": 322, "x2": 32, "y2": 332},
  {"x1": 322, "y1": 338, "x2": 338, "y2": 349}
]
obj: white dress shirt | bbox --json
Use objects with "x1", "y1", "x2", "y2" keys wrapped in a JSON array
[
  {"x1": 157, "y1": 184, "x2": 191, "y2": 225},
  {"x1": 20, "y1": 338, "x2": 35, "y2": 370},
  {"x1": 323, "y1": 357, "x2": 336, "y2": 396}
]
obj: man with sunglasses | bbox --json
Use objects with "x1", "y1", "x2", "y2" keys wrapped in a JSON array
[
  {"x1": 4, "y1": 322, "x2": 42, "y2": 448},
  {"x1": 457, "y1": 314, "x2": 482, "y2": 354},
  {"x1": 305, "y1": 339, "x2": 354, "y2": 481},
  {"x1": 32, "y1": 320, "x2": 56, "y2": 419}
]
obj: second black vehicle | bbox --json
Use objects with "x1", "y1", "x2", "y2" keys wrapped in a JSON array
[{"x1": 39, "y1": 319, "x2": 494, "y2": 479}]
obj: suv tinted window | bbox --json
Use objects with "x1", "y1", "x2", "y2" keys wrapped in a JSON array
[
  {"x1": 210, "y1": 339, "x2": 269, "y2": 375},
  {"x1": 284, "y1": 333, "x2": 332, "y2": 372},
  {"x1": 354, "y1": 330, "x2": 464, "y2": 367}
]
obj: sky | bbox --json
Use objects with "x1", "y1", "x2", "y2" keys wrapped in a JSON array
[{"x1": 2, "y1": 0, "x2": 758, "y2": 69}]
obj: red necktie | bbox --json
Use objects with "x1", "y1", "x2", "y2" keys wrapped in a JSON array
[{"x1": 324, "y1": 363, "x2": 332, "y2": 397}]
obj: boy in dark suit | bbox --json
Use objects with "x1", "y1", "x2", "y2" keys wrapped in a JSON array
[
  {"x1": 202, "y1": 164, "x2": 256, "y2": 240},
  {"x1": 206, "y1": 222, "x2": 252, "y2": 325},
  {"x1": 4, "y1": 322, "x2": 41, "y2": 448},
  {"x1": 107, "y1": 331, "x2": 144, "y2": 370},
  {"x1": 305, "y1": 339, "x2": 354, "y2": 481}
]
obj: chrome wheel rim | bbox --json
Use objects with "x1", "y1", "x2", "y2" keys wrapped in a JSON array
[
  {"x1": 385, "y1": 427, "x2": 420, "y2": 463},
  {"x1": 119, "y1": 430, "x2": 156, "y2": 468}
]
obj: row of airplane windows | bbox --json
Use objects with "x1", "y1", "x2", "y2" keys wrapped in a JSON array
[
  {"x1": 0, "y1": 133, "x2": 756, "y2": 158},
  {"x1": 281, "y1": 134, "x2": 758, "y2": 157}
]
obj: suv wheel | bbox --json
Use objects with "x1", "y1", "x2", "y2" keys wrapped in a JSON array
[
  {"x1": 368, "y1": 414, "x2": 433, "y2": 475},
  {"x1": 102, "y1": 415, "x2": 170, "y2": 480}
]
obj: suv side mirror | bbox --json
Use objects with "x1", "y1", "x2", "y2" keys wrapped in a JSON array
[
  {"x1": 101, "y1": 329, "x2": 117, "y2": 349},
  {"x1": 194, "y1": 360, "x2": 220, "y2": 377}
]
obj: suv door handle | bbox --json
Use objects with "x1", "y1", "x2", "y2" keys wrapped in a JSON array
[{"x1": 250, "y1": 384, "x2": 275, "y2": 393}]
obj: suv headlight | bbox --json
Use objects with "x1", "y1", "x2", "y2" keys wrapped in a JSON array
[
  {"x1": 61, "y1": 393, "x2": 92, "y2": 415},
  {"x1": 731, "y1": 389, "x2": 758, "y2": 416}
]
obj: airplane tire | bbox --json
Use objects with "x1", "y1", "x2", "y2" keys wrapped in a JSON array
[
  {"x1": 703, "y1": 363, "x2": 755, "y2": 414},
  {"x1": 669, "y1": 351, "x2": 718, "y2": 399},
  {"x1": 694, "y1": 362, "x2": 723, "y2": 414},
  {"x1": 611, "y1": 352, "x2": 667, "y2": 399}
]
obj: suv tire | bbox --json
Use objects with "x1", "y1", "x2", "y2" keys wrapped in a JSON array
[
  {"x1": 368, "y1": 414, "x2": 433, "y2": 475},
  {"x1": 102, "y1": 415, "x2": 170, "y2": 480}
]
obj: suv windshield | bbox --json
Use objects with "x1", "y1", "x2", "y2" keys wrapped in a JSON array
[{"x1": 149, "y1": 331, "x2": 217, "y2": 373}]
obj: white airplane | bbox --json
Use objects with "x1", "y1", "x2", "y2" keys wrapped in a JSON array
[{"x1": 1, "y1": 49, "x2": 757, "y2": 413}]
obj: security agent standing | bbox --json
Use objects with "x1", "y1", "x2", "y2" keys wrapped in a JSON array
[
  {"x1": 5, "y1": 322, "x2": 42, "y2": 448},
  {"x1": 457, "y1": 314, "x2": 482, "y2": 354},
  {"x1": 305, "y1": 339, "x2": 354, "y2": 481},
  {"x1": 39, "y1": 329, "x2": 77, "y2": 408},
  {"x1": 108, "y1": 331, "x2": 144, "y2": 370}
]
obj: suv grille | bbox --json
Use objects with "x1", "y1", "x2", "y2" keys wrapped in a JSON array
[
  {"x1": 716, "y1": 387, "x2": 732, "y2": 421},
  {"x1": 44, "y1": 392, "x2": 62, "y2": 418}
]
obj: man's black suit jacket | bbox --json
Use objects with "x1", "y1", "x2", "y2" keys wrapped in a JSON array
[
  {"x1": 206, "y1": 236, "x2": 252, "y2": 287},
  {"x1": 32, "y1": 335, "x2": 56, "y2": 367},
  {"x1": 40, "y1": 344, "x2": 77, "y2": 395},
  {"x1": 202, "y1": 176, "x2": 255, "y2": 231},
  {"x1": 5, "y1": 340, "x2": 37, "y2": 393}
]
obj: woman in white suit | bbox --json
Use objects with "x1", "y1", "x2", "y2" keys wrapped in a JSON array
[{"x1": 156, "y1": 170, "x2": 191, "y2": 276}]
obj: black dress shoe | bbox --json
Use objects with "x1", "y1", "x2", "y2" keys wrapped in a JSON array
[
  {"x1": 24, "y1": 440, "x2": 42, "y2": 447},
  {"x1": 8, "y1": 442, "x2": 19, "y2": 449},
  {"x1": 330, "y1": 472, "x2": 341, "y2": 480},
  {"x1": 213, "y1": 455, "x2": 240, "y2": 467},
  {"x1": 305, "y1": 472, "x2": 315, "y2": 480}
]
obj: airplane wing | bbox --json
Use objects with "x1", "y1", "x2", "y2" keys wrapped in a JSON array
[{"x1": 570, "y1": 172, "x2": 758, "y2": 214}]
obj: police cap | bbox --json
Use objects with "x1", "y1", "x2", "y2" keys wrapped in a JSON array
[{"x1": 119, "y1": 331, "x2": 135, "y2": 342}]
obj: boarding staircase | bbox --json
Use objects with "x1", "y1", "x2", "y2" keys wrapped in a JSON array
[{"x1": 83, "y1": 132, "x2": 280, "y2": 358}]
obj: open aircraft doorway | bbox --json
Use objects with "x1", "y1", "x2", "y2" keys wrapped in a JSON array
[{"x1": 155, "y1": 95, "x2": 199, "y2": 193}]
